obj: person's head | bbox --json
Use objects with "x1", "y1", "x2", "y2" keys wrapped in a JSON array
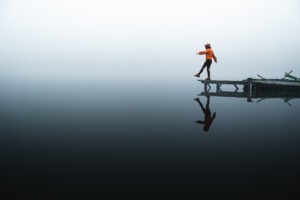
[{"x1": 205, "y1": 43, "x2": 211, "y2": 49}]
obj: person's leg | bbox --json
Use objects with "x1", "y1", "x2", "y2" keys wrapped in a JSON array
[
  {"x1": 194, "y1": 98, "x2": 206, "y2": 114},
  {"x1": 206, "y1": 66, "x2": 210, "y2": 80},
  {"x1": 205, "y1": 96, "x2": 211, "y2": 115},
  {"x1": 205, "y1": 96, "x2": 210, "y2": 110},
  {"x1": 205, "y1": 96, "x2": 210, "y2": 107},
  {"x1": 199, "y1": 63, "x2": 207, "y2": 75},
  {"x1": 205, "y1": 60, "x2": 212, "y2": 80},
  {"x1": 194, "y1": 61, "x2": 208, "y2": 77}
]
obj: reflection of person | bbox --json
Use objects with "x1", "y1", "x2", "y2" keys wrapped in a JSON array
[
  {"x1": 194, "y1": 96, "x2": 216, "y2": 131},
  {"x1": 194, "y1": 43, "x2": 217, "y2": 80}
]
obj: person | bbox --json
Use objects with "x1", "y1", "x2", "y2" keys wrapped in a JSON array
[
  {"x1": 194, "y1": 96, "x2": 216, "y2": 131},
  {"x1": 194, "y1": 43, "x2": 217, "y2": 80}
]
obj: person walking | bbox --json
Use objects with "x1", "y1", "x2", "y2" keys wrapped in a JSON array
[{"x1": 194, "y1": 43, "x2": 217, "y2": 80}]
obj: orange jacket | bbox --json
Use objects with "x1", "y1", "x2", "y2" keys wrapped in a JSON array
[{"x1": 199, "y1": 48, "x2": 217, "y2": 62}]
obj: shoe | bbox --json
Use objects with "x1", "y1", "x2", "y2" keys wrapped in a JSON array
[
  {"x1": 205, "y1": 78, "x2": 211, "y2": 80},
  {"x1": 194, "y1": 98, "x2": 200, "y2": 101},
  {"x1": 194, "y1": 74, "x2": 200, "y2": 77}
]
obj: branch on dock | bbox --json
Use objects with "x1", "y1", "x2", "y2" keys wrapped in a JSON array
[{"x1": 257, "y1": 74, "x2": 266, "y2": 80}]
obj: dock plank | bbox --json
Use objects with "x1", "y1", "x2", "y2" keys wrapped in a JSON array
[
  {"x1": 254, "y1": 80, "x2": 300, "y2": 87},
  {"x1": 198, "y1": 80, "x2": 246, "y2": 84}
]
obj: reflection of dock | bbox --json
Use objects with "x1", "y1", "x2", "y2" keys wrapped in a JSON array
[{"x1": 198, "y1": 78, "x2": 300, "y2": 103}]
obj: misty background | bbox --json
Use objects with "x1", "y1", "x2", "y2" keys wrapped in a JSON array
[
  {"x1": 1, "y1": 1, "x2": 300, "y2": 198},
  {"x1": 1, "y1": 0, "x2": 300, "y2": 81}
]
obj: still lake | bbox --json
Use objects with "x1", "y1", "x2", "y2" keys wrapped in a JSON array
[{"x1": 1, "y1": 72, "x2": 300, "y2": 198}]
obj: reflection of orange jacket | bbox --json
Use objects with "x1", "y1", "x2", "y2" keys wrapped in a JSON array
[
  {"x1": 204, "y1": 116, "x2": 212, "y2": 125},
  {"x1": 199, "y1": 48, "x2": 217, "y2": 62}
]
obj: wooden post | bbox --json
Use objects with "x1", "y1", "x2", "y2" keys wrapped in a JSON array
[
  {"x1": 247, "y1": 78, "x2": 252, "y2": 102},
  {"x1": 216, "y1": 83, "x2": 220, "y2": 92}
]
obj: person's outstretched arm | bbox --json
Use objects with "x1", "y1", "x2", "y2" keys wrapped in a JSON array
[
  {"x1": 212, "y1": 112, "x2": 216, "y2": 119},
  {"x1": 212, "y1": 52, "x2": 217, "y2": 63},
  {"x1": 198, "y1": 50, "x2": 208, "y2": 55},
  {"x1": 195, "y1": 120, "x2": 205, "y2": 124}
]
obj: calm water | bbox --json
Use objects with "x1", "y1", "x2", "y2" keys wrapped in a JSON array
[{"x1": 1, "y1": 72, "x2": 300, "y2": 198}]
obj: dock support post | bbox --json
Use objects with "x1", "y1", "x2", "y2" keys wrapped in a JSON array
[
  {"x1": 216, "y1": 83, "x2": 220, "y2": 92},
  {"x1": 204, "y1": 83, "x2": 208, "y2": 92},
  {"x1": 247, "y1": 78, "x2": 252, "y2": 102}
]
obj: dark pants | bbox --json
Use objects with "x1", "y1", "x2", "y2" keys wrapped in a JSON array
[
  {"x1": 202, "y1": 59, "x2": 212, "y2": 68},
  {"x1": 199, "y1": 59, "x2": 212, "y2": 78}
]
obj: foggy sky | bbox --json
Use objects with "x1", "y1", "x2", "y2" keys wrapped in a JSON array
[{"x1": 1, "y1": 0, "x2": 300, "y2": 80}]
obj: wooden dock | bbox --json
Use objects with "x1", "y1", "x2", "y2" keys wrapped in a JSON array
[
  {"x1": 199, "y1": 78, "x2": 254, "y2": 101},
  {"x1": 200, "y1": 79, "x2": 248, "y2": 92},
  {"x1": 198, "y1": 78, "x2": 300, "y2": 102}
]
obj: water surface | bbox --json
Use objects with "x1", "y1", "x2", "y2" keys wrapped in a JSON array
[{"x1": 1, "y1": 72, "x2": 300, "y2": 198}]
